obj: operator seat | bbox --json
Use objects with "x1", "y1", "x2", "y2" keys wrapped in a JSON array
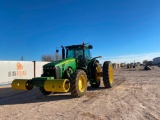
[{"x1": 77, "y1": 55, "x2": 86, "y2": 67}]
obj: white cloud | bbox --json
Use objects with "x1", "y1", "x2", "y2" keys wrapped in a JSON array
[{"x1": 98, "y1": 52, "x2": 160, "y2": 64}]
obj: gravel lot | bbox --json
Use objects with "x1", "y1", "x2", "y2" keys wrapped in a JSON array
[{"x1": 0, "y1": 67, "x2": 160, "y2": 120}]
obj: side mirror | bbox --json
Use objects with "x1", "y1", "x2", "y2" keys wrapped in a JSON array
[
  {"x1": 56, "y1": 50, "x2": 59, "y2": 53},
  {"x1": 88, "y1": 45, "x2": 93, "y2": 49},
  {"x1": 92, "y1": 56, "x2": 102, "y2": 60}
]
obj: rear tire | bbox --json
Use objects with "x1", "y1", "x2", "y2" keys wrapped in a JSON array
[
  {"x1": 90, "y1": 61, "x2": 102, "y2": 88},
  {"x1": 103, "y1": 61, "x2": 114, "y2": 88},
  {"x1": 70, "y1": 70, "x2": 87, "y2": 97},
  {"x1": 39, "y1": 87, "x2": 52, "y2": 95}
]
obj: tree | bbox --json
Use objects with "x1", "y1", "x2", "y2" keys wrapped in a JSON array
[
  {"x1": 41, "y1": 52, "x2": 62, "y2": 62},
  {"x1": 55, "y1": 52, "x2": 62, "y2": 61},
  {"x1": 143, "y1": 60, "x2": 148, "y2": 65},
  {"x1": 41, "y1": 54, "x2": 54, "y2": 62}
]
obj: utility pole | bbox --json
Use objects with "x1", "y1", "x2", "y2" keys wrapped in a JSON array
[
  {"x1": 21, "y1": 56, "x2": 23, "y2": 61},
  {"x1": 56, "y1": 50, "x2": 59, "y2": 61}
]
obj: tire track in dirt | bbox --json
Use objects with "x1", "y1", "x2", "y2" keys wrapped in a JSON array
[
  {"x1": 68, "y1": 74, "x2": 128, "y2": 120},
  {"x1": 0, "y1": 88, "x2": 41, "y2": 105},
  {"x1": 0, "y1": 68, "x2": 160, "y2": 120}
]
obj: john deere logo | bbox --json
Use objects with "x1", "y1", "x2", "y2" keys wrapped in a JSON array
[{"x1": 17, "y1": 63, "x2": 23, "y2": 70}]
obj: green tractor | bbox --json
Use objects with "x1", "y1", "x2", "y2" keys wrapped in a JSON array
[{"x1": 12, "y1": 43, "x2": 114, "y2": 97}]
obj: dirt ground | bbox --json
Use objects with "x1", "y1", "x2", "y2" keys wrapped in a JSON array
[{"x1": 0, "y1": 67, "x2": 160, "y2": 120}]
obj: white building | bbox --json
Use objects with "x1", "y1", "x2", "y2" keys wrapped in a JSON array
[{"x1": 153, "y1": 57, "x2": 160, "y2": 64}]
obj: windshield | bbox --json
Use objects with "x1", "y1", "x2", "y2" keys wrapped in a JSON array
[
  {"x1": 67, "y1": 48, "x2": 91, "y2": 59},
  {"x1": 67, "y1": 49, "x2": 83, "y2": 58},
  {"x1": 84, "y1": 48, "x2": 91, "y2": 59}
]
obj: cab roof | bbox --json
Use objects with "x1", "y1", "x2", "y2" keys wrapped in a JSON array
[{"x1": 65, "y1": 43, "x2": 92, "y2": 49}]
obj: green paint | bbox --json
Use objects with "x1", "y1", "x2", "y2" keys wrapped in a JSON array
[{"x1": 30, "y1": 43, "x2": 100, "y2": 87}]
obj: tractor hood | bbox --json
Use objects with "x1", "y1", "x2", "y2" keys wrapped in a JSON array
[
  {"x1": 43, "y1": 58, "x2": 76, "y2": 68},
  {"x1": 43, "y1": 58, "x2": 76, "y2": 78}
]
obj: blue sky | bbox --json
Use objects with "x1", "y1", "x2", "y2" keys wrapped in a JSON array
[{"x1": 0, "y1": 0, "x2": 160, "y2": 63}]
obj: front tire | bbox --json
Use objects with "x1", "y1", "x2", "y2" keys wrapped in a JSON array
[
  {"x1": 70, "y1": 70, "x2": 87, "y2": 97},
  {"x1": 103, "y1": 61, "x2": 114, "y2": 88}
]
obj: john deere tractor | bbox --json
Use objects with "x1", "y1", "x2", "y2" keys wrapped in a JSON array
[{"x1": 12, "y1": 43, "x2": 114, "y2": 97}]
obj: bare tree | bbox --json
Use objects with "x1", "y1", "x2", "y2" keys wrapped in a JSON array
[
  {"x1": 41, "y1": 54, "x2": 54, "y2": 62},
  {"x1": 54, "y1": 52, "x2": 62, "y2": 61},
  {"x1": 41, "y1": 52, "x2": 62, "y2": 62},
  {"x1": 143, "y1": 60, "x2": 148, "y2": 65}
]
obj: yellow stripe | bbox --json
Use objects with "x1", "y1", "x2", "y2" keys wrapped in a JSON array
[{"x1": 60, "y1": 59, "x2": 75, "y2": 65}]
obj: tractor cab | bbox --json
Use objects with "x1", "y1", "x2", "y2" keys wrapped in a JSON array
[{"x1": 61, "y1": 43, "x2": 93, "y2": 67}]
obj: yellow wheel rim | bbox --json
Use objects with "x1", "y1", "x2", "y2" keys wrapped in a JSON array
[
  {"x1": 78, "y1": 75, "x2": 87, "y2": 92},
  {"x1": 95, "y1": 65, "x2": 101, "y2": 82},
  {"x1": 109, "y1": 65, "x2": 114, "y2": 84}
]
